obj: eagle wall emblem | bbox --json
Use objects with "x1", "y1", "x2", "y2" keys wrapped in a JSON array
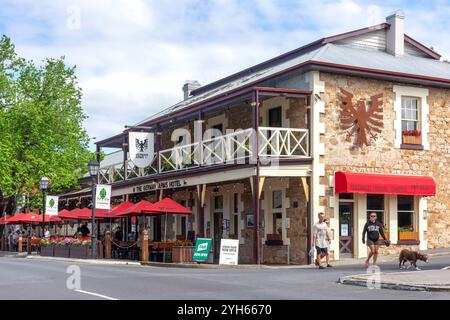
[
  {"x1": 338, "y1": 88, "x2": 384, "y2": 147},
  {"x1": 136, "y1": 138, "x2": 148, "y2": 152}
]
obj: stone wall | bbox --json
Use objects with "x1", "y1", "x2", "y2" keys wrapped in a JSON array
[
  {"x1": 320, "y1": 72, "x2": 450, "y2": 249},
  {"x1": 286, "y1": 177, "x2": 308, "y2": 264}
]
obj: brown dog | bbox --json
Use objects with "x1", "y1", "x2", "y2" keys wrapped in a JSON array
[{"x1": 399, "y1": 249, "x2": 428, "y2": 270}]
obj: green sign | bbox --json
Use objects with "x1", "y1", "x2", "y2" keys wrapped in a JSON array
[{"x1": 192, "y1": 238, "x2": 212, "y2": 262}]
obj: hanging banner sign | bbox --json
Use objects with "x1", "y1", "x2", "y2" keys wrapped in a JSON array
[
  {"x1": 95, "y1": 184, "x2": 111, "y2": 210},
  {"x1": 129, "y1": 131, "x2": 154, "y2": 168},
  {"x1": 45, "y1": 195, "x2": 59, "y2": 216},
  {"x1": 219, "y1": 239, "x2": 239, "y2": 265}
]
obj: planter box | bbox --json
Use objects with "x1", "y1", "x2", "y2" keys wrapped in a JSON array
[
  {"x1": 398, "y1": 231, "x2": 419, "y2": 241},
  {"x1": 40, "y1": 246, "x2": 54, "y2": 257},
  {"x1": 172, "y1": 246, "x2": 194, "y2": 263},
  {"x1": 54, "y1": 246, "x2": 70, "y2": 258},
  {"x1": 70, "y1": 246, "x2": 90, "y2": 259},
  {"x1": 402, "y1": 135, "x2": 422, "y2": 145}
]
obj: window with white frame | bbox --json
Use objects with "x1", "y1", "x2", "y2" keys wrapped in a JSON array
[
  {"x1": 367, "y1": 194, "x2": 385, "y2": 226},
  {"x1": 397, "y1": 195, "x2": 415, "y2": 232},
  {"x1": 401, "y1": 97, "x2": 420, "y2": 131},
  {"x1": 272, "y1": 190, "x2": 283, "y2": 235}
]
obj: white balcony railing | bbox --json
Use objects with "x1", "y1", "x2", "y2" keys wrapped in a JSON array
[{"x1": 99, "y1": 127, "x2": 309, "y2": 183}]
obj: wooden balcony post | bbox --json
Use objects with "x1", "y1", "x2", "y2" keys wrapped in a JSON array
[
  {"x1": 104, "y1": 231, "x2": 111, "y2": 259},
  {"x1": 18, "y1": 235, "x2": 22, "y2": 254},
  {"x1": 141, "y1": 229, "x2": 149, "y2": 261}
]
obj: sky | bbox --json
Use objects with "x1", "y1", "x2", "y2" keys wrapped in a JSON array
[{"x1": 0, "y1": 0, "x2": 449, "y2": 148}]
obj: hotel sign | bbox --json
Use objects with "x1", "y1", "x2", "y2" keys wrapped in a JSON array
[{"x1": 132, "y1": 180, "x2": 186, "y2": 193}]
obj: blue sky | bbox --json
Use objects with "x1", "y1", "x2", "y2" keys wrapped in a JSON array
[{"x1": 1, "y1": 0, "x2": 449, "y2": 146}]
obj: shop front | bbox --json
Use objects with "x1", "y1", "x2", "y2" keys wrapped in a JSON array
[{"x1": 333, "y1": 171, "x2": 436, "y2": 259}]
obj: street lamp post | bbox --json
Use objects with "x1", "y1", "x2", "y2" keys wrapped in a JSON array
[
  {"x1": 88, "y1": 159, "x2": 100, "y2": 259},
  {"x1": 39, "y1": 177, "x2": 49, "y2": 238}
]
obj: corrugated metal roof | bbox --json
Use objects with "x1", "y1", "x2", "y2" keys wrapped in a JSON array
[{"x1": 135, "y1": 44, "x2": 450, "y2": 126}]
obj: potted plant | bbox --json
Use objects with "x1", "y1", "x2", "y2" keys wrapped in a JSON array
[
  {"x1": 69, "y1": 239, "x2": 89, "y2": 259},
  {"x1": 171, "y1": 239, "x2": 194, "y2": 263},
  {"x1": 398, "y1": 225, "x2": 419, "y2": 240},
  {"x1": 402, "y1": 130, "x2": 422, "y2": 145},
  {"x1": 40, "y1": 239, "x2": 54, "y2": 257}
]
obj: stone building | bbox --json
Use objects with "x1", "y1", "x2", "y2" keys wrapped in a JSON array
[{"x1": 61, "y1": 12, "x2": 450, "y2": 264}]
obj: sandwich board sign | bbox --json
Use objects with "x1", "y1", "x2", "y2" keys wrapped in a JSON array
[
  {"x1": 192, "y1": 238, "x2": 212, "y2": 262},
  {"x1": 95, "y1": 184, "x2": 111, "y2": 210},
  {"x1": 45, "y1": 195, "x2": 59, "y2": 216},
  {"x1": 219, "y1": 239, "x2": 239, "y2": 265}
]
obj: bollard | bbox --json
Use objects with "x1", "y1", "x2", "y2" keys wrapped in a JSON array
[
  {"x1": 105, "y1": 231, "x2": 111, "y2": 259},
  {"x1": 27, "y1": 236, "x2": 31, "y2": 254},
  {"x1": 141, "y1": 229, "x2": 149, "y2": 261},
  {"x1": 18, "y1": 235, "x2": 22, "y2": 254}
]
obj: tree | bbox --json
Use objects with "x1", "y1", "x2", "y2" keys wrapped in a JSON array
[{"x1": 0, "y1": 35, "x2": 93, "y2": 213}]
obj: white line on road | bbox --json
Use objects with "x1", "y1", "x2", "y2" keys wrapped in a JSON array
[{"x1": 75, "y1": 289, "x2": 118, "y2": 300}]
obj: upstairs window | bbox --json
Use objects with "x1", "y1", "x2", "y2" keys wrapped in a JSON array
[{"x1": 401, "y1": 97, "x2": 420, "y2": 131}]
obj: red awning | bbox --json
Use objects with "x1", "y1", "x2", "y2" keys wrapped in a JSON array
[
  {"x1": 147, "y1": 198, "x2": 192, "y2": 215},
  {"x1": 335, "y1": 172, "x2": 436, "y2": 196}
]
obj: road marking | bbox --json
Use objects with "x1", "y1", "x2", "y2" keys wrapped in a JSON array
[{"x1": 75, "y1": 289, "x2": 118, "y2": 300}]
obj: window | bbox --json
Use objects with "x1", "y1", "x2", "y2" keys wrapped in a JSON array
[
  {"x1": 233, "y1": 193, "x2": 239, "y2": 213},
  {"x1": 367, "y1": 194, "x2": 384, "y2": 224},
  {"x1": 214, "y1": 196, "x2": 223, "y2": 210},
  {"x1": 401, "y1": 97, "x2": 420, "y2": 131},
  {"x1": 398, "y1": 195, "x2": 414, "y2": 231},
  {"x1": 272, "y1": 190, "x2": 282, "y2": 209}
]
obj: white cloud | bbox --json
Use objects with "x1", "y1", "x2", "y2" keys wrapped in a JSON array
[{"x1": 1, "y1": 0, "x2": 448, "y2": 146}]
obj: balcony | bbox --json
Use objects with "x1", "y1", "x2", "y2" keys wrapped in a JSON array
[{"x1": 99, "y1": 126, "x2": 309, "y2": 184}]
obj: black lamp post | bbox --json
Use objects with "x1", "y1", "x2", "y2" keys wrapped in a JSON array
[
  {"x1": 39, "y1": 176, "x2": 49, "y2": 238},
  {"x1": 88, "y1": 159, "x2": 100, "y2": 259}
]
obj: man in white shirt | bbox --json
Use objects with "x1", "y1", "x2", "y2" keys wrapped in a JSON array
[{"x1": 312, "y1": 212, "x2": 332, "y2": 269}]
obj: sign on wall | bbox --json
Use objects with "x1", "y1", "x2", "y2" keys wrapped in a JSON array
[
  {"x1": 219, "y1": 239, "x2": 239, "y2": 265},
  {"x1": 192, "y1": 238, "x2": 212, "y2": 262},
  {"x1": 339, "y1": 88, "x2": 383, "y2": 147},
  {"x1": 95, "y1": 184, "x2": 111, "y2": 210},
  {"x1": 129, "y1": 131, "x2": 155, "y2": 168},
  {"x1": 45, "y1": 195, "x2": 59, "y2": 216}
]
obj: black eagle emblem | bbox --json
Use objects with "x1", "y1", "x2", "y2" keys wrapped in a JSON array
[{"x1": 135, "y1": 138, "x2": 148, "y2": 152}]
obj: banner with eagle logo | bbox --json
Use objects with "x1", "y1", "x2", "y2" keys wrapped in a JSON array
[{"x1": 129, "y1": 131, "x2": 154, "y2": 168}]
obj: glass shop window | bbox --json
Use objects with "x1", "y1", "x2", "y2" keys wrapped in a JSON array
[
  {"x1": 398, "y1": 195, "x2": 415, "y2": 231},
  {"x1": 367, "y1": 194, "x2": 385, "y2": 224}
]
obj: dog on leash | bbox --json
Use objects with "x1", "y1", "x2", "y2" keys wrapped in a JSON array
[{"x1": 399, "y1": 249, "x2": 428, "y2": 270}]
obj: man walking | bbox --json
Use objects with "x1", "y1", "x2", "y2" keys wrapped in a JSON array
[
  {"x1": 313, "y1": 212, "x2": 332, "y2": 269},
  {"x1": 362, "y1": 212, "x2": 389, "y2": 268}
]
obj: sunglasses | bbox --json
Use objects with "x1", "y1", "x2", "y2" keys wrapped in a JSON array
[{"x1": 370, "y1": 215, "x2": 377, "y2": 218}]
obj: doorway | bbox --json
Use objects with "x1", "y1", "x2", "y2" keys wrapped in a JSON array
[
  {"x1": 339, "y1": 202, "x2": 354, "y2": 258},
  {"x1": 153, "y1": 216, "x2": 161, "y2": 241},
  {"x1": 213, "y1": 211, "x2": 223, "y2": 262}
]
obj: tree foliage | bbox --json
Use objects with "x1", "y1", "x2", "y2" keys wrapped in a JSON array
[{"x1": 0, "y1": 35, "x2": 93, "y2": 212}]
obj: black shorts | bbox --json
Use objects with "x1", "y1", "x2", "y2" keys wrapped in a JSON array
[{"x1": 315, "y1": 246, "x2": 328, "y2": 255}]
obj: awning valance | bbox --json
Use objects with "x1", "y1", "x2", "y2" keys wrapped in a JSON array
[{"x1": 335, "y1": 172, "x2": 436, "y2": 196}]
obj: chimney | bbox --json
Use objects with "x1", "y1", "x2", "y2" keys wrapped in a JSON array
[
  {"x1": 386, "y1": 11, "x2": 405, "y2": 56},
  {"x1": 182, "y1": 80, "x2": 201, "y2": 100}
]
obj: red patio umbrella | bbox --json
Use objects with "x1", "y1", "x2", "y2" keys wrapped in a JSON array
[
  {"x1": 116, "y1": 200, "x2": 159, "y2": 218},
  {"x1": 6, "y1": 212, "x2": 28, "y2": 224},
  {"x1": 144, "y1": 198, "x2": 192, "y2": 261},
  {"x1": 17, "y1": 212, "x2": 42, "y2": 224},
  {"x1": 76, "y1": 207, "x2": 110, "y2": 220},
  {"x1": 58, "y1": 209, "x2": 78, "y2": 220},
  {"x1": 1, "y1": 215, "x2": 12, "y2": 224},
  {"x1": 106, "y1": 201, "x2": 135, "y2": 218}
]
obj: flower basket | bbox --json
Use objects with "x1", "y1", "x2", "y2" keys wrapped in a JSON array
[
  {"x1": 402, "y1": 130, "x2": 422, "y2": 145},
  {"x1": 40, "y1": 245, "x2": 54, "y2": 257},
  {"x1": 54, "y1": 245, "x2": 70, "y2": 258},
  {"x1": 172, "y1": 246, "x2": 194, "y2": 263},
  {"x1": 398, "y1": 231, "x2": 419, "y2": 241}
]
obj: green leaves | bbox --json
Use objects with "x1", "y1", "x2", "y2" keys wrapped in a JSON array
[{"x1": 0, "y1": 35, "x2": 92, "y2": 211}]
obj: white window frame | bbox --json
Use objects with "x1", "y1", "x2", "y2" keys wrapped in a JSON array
[
  {"x1": 393, "y1": 85, "x2": 429, "y2": 150},
  {"x1": 397, "y1": 195, "x2": 416, "y2": 231},
  {"x1": 401, "y1": 97, "x2": 420, "y2": 131}
]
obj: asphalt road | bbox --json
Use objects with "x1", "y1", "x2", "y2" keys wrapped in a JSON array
[{"x1": 0, "y1": 255, "x2": 450, "y2": 300}]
